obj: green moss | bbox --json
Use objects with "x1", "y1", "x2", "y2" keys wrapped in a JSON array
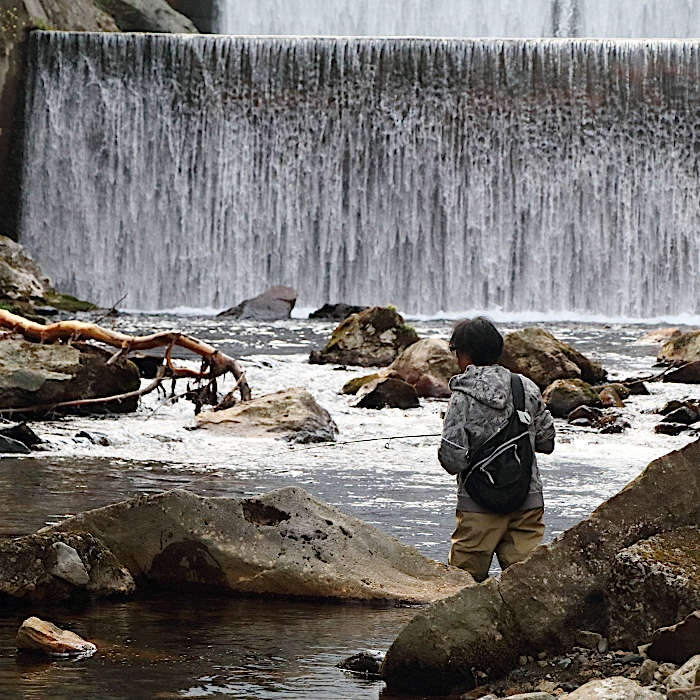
[
  {"x1": 29, "y1": 17, "x2": 56, "y2": 31},
  {"x1": 341, "y1": 373, "x2": 380, "y2": 395},
  {"x1": 0, "y1": 302, "x2": 16, "y2": 313},
  {"x1": 42, "y1": 291, "x2": 97, "y2": 313}
]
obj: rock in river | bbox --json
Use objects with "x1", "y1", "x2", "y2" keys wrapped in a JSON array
[
  {"x1": 195, "y1": 387, "x2": 338, "y2": 442},
  {"x1": 381, "y1": 439, "x2": 700, "y2": 695},
  {"x1": 309, "y1": 306, "x2": 418, "y2": 367},
  {"x1": 658, "y1": 332, "x2": 700, "y2": 365},
  {"x1": 389, "y1": 337, "x2": 460, "y2": 398},
  {"x1": 309, "y1": 303, "x2": 367, "y2": 320},
  {"x1": 354, "y1": 376, "x2": 420, "y2": 409},
  {"x1": 47, "y1": 487, "x2": 473, "y2": 603},
  {"x1": 17, "y1": 617, "x2": 96, "y2": 657},
  {"x1": 499, "y1": 328, "x2": 607, "y2": 391},
  {"x1": 542, "y1": 378, "x2": 601, "y2": 418},
  {"x1": 217, "y1": 285, "x2": 297, "y2": 321},
  {"x1": 0, "y1": 339, "x2": 140, "y2": 414}
]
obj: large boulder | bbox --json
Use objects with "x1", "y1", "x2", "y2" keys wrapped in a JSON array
[
  {"x1": 381, "y1": 439, "x2": 700, "y2": 696},
  {"x1": 309, "y1": 306, "x2": 419, "y2": 367},
  {"x1": 607, "y1": 528, "x2": 700, "y2": 649},
  {"x1": 0, "y1": 532, "x2": 135, "y2": 602},
  {"x1": 47, "y1": 487, "x2": 473, "y2": 603},
  {"x1": 195, "y1": 387, "x2": 337, "y2": 443},
  {"x1": 389, "y1": 338, "x2": 460, "y2": 398},
  {"x1": 95, "y1": 0, "x2": 197, "y2": 32},
  {"x1": 0, "y1": 339, "x2": 141, "y2": 413},
  {"x1": 499, "y1": 328, "x2": 607, "y2": 390},
  {"x1": 542, "y1": 378, "x2": 601, "y2": 418},
  {"x1": 309, "y1": 303, "x2": 367, "y2": 321},
  {"x1": 658, "y1": 332, "x2": 700, "y2": 365},
  {"x1": 217, "y1": 285, "x2": 297, "y2": 321}
]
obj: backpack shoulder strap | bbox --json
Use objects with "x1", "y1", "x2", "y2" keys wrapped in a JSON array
[{"x1": 510, "y1": 373, "x2": 525, "y2": 412}]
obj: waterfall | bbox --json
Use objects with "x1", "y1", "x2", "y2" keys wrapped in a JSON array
[
  {"x1": 20, "y1": 32, "x2": 700, "y2": 316},
  {"x1": 216, "y1": 0, "x2": 700, "y2": 38}
]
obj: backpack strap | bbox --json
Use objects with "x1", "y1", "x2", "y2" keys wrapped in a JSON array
[{"x1": 510, "y1": 373, "x2": 525, "y2": 412}]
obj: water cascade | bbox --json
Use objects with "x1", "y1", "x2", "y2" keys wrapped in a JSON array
[
  {"x1": 20, "y1": 32, "x2": 700, "y2": 316},
  {"x1": 216, "y1": 0, "x2": 700, "y2": 38}
]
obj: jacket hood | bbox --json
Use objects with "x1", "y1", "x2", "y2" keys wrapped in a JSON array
[{"x1": 448, "y1": 364, "x2": 512, "y2": 409}]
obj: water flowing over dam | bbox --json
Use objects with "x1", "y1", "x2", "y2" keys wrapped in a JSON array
[
  {"x1": 20, "y1": 32, "x2": 700, "y2": 316},
  {"x1": 216, "y1": 0, "x2": 700, "y2": 38}
]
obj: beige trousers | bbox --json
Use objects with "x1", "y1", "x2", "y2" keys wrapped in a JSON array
[{"x1": 448, "y1": 507, "x2": 545, "y2": 582}]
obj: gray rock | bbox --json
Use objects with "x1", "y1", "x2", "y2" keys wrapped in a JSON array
[
  {"x1": 565, "y1": 676, "x2": 664, "y2": 698},
  {"x1": 648, "y1": 611, "x2": 700, "y2": 665},
  {"x1": 382, "y1": 440, "x2": 700, "y2": 695},
  {"x1": 389, "y1": 338, "x2": 460, "y2": 398},
  {"x1": 542, "y1": 378, "x2": 601, "y2": 418},
  {"x1": 499, "y1": 327, "x2": 607, "y2": 391},
  {"x1": 0, "y1": 532, "x2": 134, "y2": 602},
  {"x1": 94, "y1": 0, "x2": 197, "y2": 32},
  {"x1": 0, "y1": 339, "x2": 141, "y2": 414},
  {"x1": 47, "y1": 487, "x2": 473, "y2": 603},
  {"x1": 667, "y1": 656, "x2": 700, "y2": 690},
  {"x1": 309, "y1": 306, "x2": 419, "y2": 367},
  {"x1": 217, "y1": 285, "x2": 297, "y2": 321},
  {"x1": 195, "y1": 387, "x2": 338, "y2": 441},
  {"x1": 608, "y1": 527, "x2": 700, "y2": 649},
  {"x1": 354, "y1": 376, "x2": 420, "y2": 409},
  {"x1": 0, "y1": 435, "x2": 30, "y2": 453}
]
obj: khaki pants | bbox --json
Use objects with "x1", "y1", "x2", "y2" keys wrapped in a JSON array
[{"x1": 449, "y1": 507, "x2": 545, "y2": 582}]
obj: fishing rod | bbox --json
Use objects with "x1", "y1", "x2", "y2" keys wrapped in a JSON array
[{"x1": 285, "y1": 433, "x2": 442, "y2": 452}]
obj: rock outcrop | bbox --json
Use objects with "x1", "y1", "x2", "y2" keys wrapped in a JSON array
[
  {"x1": 0, "y1": 339, "x2": 141, "y2": 413},
  {"x1": 607, "y1": 527, "x2": 700, "y2": 649},
  {"x1": 0, "y1": 532, "x2": 135, "y2": 602},
  {"x1": 309, "y1": 306, "x2": 418, "y2": 367},
  {"x1": 389, "y1": 337, "x2": 460, "y2": 398},
  {"x1": 96, "y1": 0, "x2": 197, "y2": 32},
  {"x1": 195, "y1": 387, "x2": 337, "y2": 442},
  {"x1": 381, "y1": 439, "x2": 700, "y2": 695},
  {"x1": 499, "y1": 328, "x2": 607, "y2": 390},
  {"x1": 217, "y1": 285, "x2": 297, "y2": 321},
  {"x1": 47, "y1": 487, "x2": 473, "y2": 603},
  {"x1": 658, "y1": 332, "x2": 700, "y2": 365},
  {"x1": 542, "y1": 378, "x2": 601, "y2": 418},
  {"x1": 16, "y1": 617, "x2": 97, "y2": 657}
]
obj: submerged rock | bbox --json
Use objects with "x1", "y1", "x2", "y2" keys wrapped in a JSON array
[
  {"x1": 381, "y1": 440, "x2": 700, "y2": 695},
  {"x1": 542, "y1": 378, "x2": 601, "y2": 418},
  {"x1": 0, "y1": 339, "x2": 141, "y2": 414},
  {"x1": 499, "y1": 328, "x2": 607, "y2": 391},
  {"x1": 338, "y1": 652, "x2": 383, "y2": 677},
  {"x1": 354, "y1": 376, "x2": 420, "y2": 409},
  {"x1": 648, "y1": 612, "x2": 700, "y2": 665},
  {"x1": 0, "y1": 532, "x2": 135, "y2": 602},
  {"x1": 217, "y1": 285, "x2": 297, "y2": 321},
  {"x1": 658, "y1": 332, "x2": 700, "y2": 365},
  {"x1": 195, "y1": 387, "x2": 337, "y2": 442},
  {"x1": 389, "y1": 337, "x2": 459, "y2": 398},
  {"x1": 17, "y1": 617, "x2": 96, "y2": 657},
  {"x1": 47, "y1": 487, "x2": 472, "y2": 603},
  {"x1": 309, "y1": 303, "x2": 367, "y2": 320},
  {"x1": 309, "y1": 306, "x2": 418, "y2": 367}
]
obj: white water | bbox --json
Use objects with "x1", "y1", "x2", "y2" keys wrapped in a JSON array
[
  {"x1": 217, "y1": 0, "x2": 700, "y2": 37},
  {"x1": 21, "y1": 33, "x2": 700, "y2": 316}
]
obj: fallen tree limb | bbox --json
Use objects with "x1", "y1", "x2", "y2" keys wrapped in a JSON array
[{"x1": 0, "y1": 310, "x2": 252, "y2": 402}]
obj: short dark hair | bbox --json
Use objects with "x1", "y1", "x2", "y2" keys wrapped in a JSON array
[{"x1": 449, "y1": 317, "x2": 504, "y2": 366}]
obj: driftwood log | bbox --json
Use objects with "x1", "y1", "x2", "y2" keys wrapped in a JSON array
[{"x1": 0, "y1": 310, "x2": 251, "y2": 413}]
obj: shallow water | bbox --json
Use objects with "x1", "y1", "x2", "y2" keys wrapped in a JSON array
[{"x1": 0, "y1": 316, "x2": 698, "y2": 698}]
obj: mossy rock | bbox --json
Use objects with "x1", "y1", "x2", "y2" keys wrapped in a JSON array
[
  {"x1": 342, "y1": 373, "x2": 383, "y2": 395},
  {"x1": 42, "y1": 291, "x2": 97, "y2": 313},
  {"x1": 542, "y1": 378, "x2": 601, "y2": 418}
]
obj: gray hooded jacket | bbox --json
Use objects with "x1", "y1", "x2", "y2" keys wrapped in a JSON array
[{"x1": 438, "y1": 365, "x2": 555, "y2": 513}]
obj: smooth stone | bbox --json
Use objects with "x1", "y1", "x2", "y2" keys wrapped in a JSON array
[
  {"x1": 16, "y1": 617, "x2": 96, "y2": 657},
  {"x1": 217, "y1": 285, "x2": 297, "y2": 321},
  {"x1": 648, "y1": 612, "x2": 700, "y2": 665},
  {"x1": 48, "y1": 542, "x2": 90, "y2": 586},
  {"x1": 46, "y1": 487, "x2": 473, "y2": 603},
  {"x1": 565, "y1": 676, "x2": 664, "y2": 699}
]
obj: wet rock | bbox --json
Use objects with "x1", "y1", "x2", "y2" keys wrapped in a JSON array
[
  {"x1": 542, "y1": 379, "x2": 601, "y2": 418},
  {"x1": 47, "y1": 487, "x2": 472, "y2": 603},
  {"x1": 16, "y1": 617, "x2": 96, "y2": 657},
  {"x1": 341, "y1": 371, "x2": 387, "y2": 395},
  {"x1": 0, "y1": 339, "x2": 141, "y2": 414},
  {"x1": 338, "y1": 652, "x2": 382, "y2": 677},
  {"x1": 648, "y1": 612, "x2": 700, "y2": 665},
  {"x1": 658, "y1": 332, "x2": 700, "y2": 365},
  {"x1": 499, "y1": 328, "x2": 607, "y2": 391},
  {"x1": 309, "y1": 306, "x2": 418, "y2": 367},
  {"x1": 664, "y1": 362, "x2": 700, "y2": 384},
  {"x1": 95, "y1": 0, "x2": 197, "y2": 32},
  {"x1": 655, "y1": 422, "x2": 688, "y2": 436},
  {"x1": 567, "y1": 405, "x2": 604, "y2": 424},
  {"x1": 565, "y1": 677, "x2": 664, "y2": 698},
  {"x1": 658, "y1": 400, "x2": 699, "y2": 416},
  {"x1": 636, "y1": 328, "x2": 683, "y2": 345},
  {"x1": 0, "y1": 434, "x2": 30, "y2": 453},
  {"x1": 596, "y1": 414, "x2": 630, "y2": 434},
  {"x1": 667, "y1": 656, "x2": 700, "y2": 690},
  {"x1": 623, "y1": 380, "x2": 651, "y2": 395},
  {"x1": 195, "y1": 387, "x2": 338, "y2": 442},
  {"x1": 598, "y1": 386, "x2": 625, "y2": 407},
  {"x1": 381, "y1": 440, "x2": 700, "y2": 695},
  {"x1": 389, "y1": 338, "x2": 460, "y2": 398},
  {"x1": 75, "y1": 430, "x2": 110, "y2": 446},
  {"x1": 593, "y1": 383, "x2": 631, "y2": 400},
  {"x1": 309, "y1": 303, "x2": 367, "y2": 321},
  {"x1": 354, "y1": 376, "x2": 420, "y2": 410},
  {"x1": 608, "y1": 527, "x2": 700, "y2": 649},
  {"x1": 218, "y1": 285, "x2": 297, "y2": 321},
  {"x1": 662, "y1": 406, "x2": 700, "y2": 425},
  {"x1": 0, "y1": 422, "x2": 42, "y2": 448},
  {"x1": 0, "y1": 532, "x2": 134, "y2": 602},
  {"x1": 129, "y1": 353, "x2": 163, "y2": 379}
]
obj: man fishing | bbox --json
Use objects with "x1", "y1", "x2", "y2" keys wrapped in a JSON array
[{"x1": 438, "y1": 317, "x2": 555, "y2": 582}]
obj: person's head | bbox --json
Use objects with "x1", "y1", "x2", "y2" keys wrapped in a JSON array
[{"x1": 449, "y1": 317, "x2": 504, "y2": 372}]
